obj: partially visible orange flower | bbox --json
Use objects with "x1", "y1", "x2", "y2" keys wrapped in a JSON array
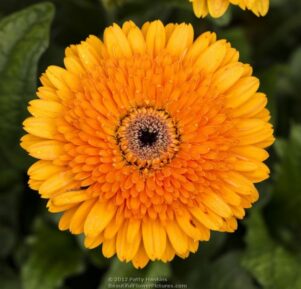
[
  {"x1": 21, "y1": 20, "x2": 274, "y2": 268},
  {"x1": 190, "y1": 0, "x2": 269, "y2": 18}
]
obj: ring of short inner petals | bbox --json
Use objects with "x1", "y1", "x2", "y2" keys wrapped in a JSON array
[{"x1": 116, "y1": 107, "x2": 180, "y2": 171}]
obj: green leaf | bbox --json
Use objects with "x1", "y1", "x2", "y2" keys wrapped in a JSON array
[
  {"x1": 0, "y1": 181, "x2": 22, "y2": 258},
  {"x1": 267, "y1": 125, "x2": 301, "y2": 238},
  {"x1": 0, "y1": 2, "x2": 54, "y2": 169},
  {"x1": 209, "y1": 252, "x2": 257, "y2": 289},
  {"x1": 0, "y1": 1, "x2": 54, "y2": 261},
  {"x1": 264, "y1": 124, "x2": 301, "y2": 249},
  {"x1": 172, "y1": 232, "x2": 226, "y2": 289},
  {"x1": 289, "y1": 48, "x2": 301, "y2": 82},
  {"x1": 242, "y1": 209, "x2": 301, "y2": 289},
  {"x1": 183, "y1": 251, "x2": 257, "y2": 289},
  {"x1": 98, "y1": 258, "x2": 171, "y2": 289},
  {"x1": 0, "y1": 263, "x2": 21, "y2": 289},
  {"x1": 287, "y1": 47, "x2": 301, "y2": 98},
  {"x1": 172, "y1": 233, "x2": 256, "y2": 289},
  {"x1": 21, "y1": 219, "x2": 84, "y2": 289}
]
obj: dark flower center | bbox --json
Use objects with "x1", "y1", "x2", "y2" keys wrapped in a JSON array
[
  {"x1": 138, "y1": 128, "x2": 158, "y2": 147},
  {"x1": 116, "y1": 107, "x2": 180, "y2": 170},
  {"x1": 124, "y1": 114, "x2": 169, "y2": 160}
]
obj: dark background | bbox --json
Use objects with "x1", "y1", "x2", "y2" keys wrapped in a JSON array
[{"x1": 1, "y1": 0, "x2": 301, "y2": 288}]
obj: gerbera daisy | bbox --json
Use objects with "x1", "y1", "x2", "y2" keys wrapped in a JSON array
[
  {"x1": 21, "y1": 20, "x2": 274, "y2": 268},
  {"x1": 190, "y1": 0, "x2": 269, "y2": 18}
]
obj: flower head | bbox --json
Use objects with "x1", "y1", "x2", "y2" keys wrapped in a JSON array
[
  {"x1": 190, "y1": 0, "x2": 269, "y2": 18},
  {"x1": 21, "y1": 20, "x2": 274, "y2": 268}
]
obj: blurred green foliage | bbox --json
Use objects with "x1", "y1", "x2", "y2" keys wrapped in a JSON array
[
  {"x1": 0, "y1": 0, "x2": 301, "y2": 288},
  {"x1": 242, "y1": 209, "x2": 301, "y2": 289}
]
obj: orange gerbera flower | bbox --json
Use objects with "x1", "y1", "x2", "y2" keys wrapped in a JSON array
[
  {"x1": 21, "y1": 20, "x2": 274, "y2": 268},
  {"x1": 190, "y1": 0, "x2": 269, "y2": 18}
]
